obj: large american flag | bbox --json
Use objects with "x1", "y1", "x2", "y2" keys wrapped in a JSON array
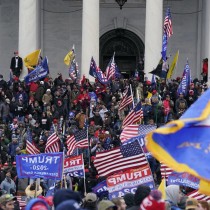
[
  {"x1": 187, "y1": 190, "x2": 210, "y2": 201},
  {"x1": 67, "y1": 129, "x2": 88, "y2": 156},
  {"x1": 26, "y1": 128, "x2": 40, "y2": 155},
  {"x1": 45, "y1": 132, "x2": 60, "y2": 153},
  {"x1": 106, "y1": 54, "x2": 116, "y2": 80},
  {"x1": 94, "y1": 139, "x2": 148, "y2": 177},
  {"x1": 120, "y1": 124, "x2": 156, "y2": 142},
  {"x1": 122, "y1": 102, "x2": 143, "y2": 128},
  {"x1": 119, "y1": 86, "x2": 133, "y2": 111},
  {"x1": 164, "y1": 8, "x2": 173, "y2": 38}
]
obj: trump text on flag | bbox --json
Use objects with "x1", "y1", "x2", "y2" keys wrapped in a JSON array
[{"x1": 106, "y1": 166, "x2": 155, "y2": 199}]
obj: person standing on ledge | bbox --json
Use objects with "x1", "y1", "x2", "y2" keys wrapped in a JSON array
[{"x1": 10, "y1": 51, "x2": 23, "y2": 78}]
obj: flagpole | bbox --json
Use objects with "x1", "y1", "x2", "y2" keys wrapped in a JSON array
[
  {"x1": 87, "y1": 123, "x2": 91, "y2": 168},
  {"x1": 82, "y1": 154, "x2": 87, "y2": 196},
  {"x1": 130, "y1": 84, "x2": 135, "y2": 108}
]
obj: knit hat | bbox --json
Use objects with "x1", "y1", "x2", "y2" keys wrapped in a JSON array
[
  {"x1": 56, "y1": 200, "x2": 84, "y2": 210},
  {"x1": 25, "y1": 198, "x2": 49, "y2": 210},
  {"x1": 98, "y1": 200, "x2": 117, "y2": 210},
  {"x1": 134, "y1": 185, "x2": 151, "y2": 205},
  {"x1": 53, "y1": 189, "x2": 82, "y2": 208},
  {"x1": 185, "y1": 198, "x2": 198, "y2": 210},
  {"x1": 0, "y1": 194, "x2": 15, "y2": 205},
  {"x1": 124, "y1": 193, "x2": 135, "y2": 208},
  {"x1": 140, "y1": 190, "x2": 165, "y2": 210},
  {"x1": 84, "y1": 193, "x2": 97, "y2": 202}
]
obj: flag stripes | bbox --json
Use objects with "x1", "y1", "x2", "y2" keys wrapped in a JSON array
[
  {"x1": 164, "y1": 8, "x2": 173, "y2": 38},
  {"x1": 120, "y1": 125, "x2": 139, "y2": 142},
  {"x1": 160, "y1": 163, "x2": 173, "y2": 181},
  {"x1": 45, "y1": 132, "x2": 60, "y2": 153},
  {"x1": 94, "y1": 139, "x2": 148, "y2": 177},
  {"x1": 122, "y1": 102, "x2": 143, "y2": 128},
  {"x1": 119, "y1": 87, "x2": 133, "y2": 111},
  {"x1": 187, "y1": 190, "x2": 210, "y2": 201}
]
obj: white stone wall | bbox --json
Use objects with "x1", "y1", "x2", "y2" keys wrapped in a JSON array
[
  {"x1": 0, "y1": 0, "x2": 19, "y2": 80},
  {"x1": 0, "y1": 0, "x2": 202, "y2": 81}
]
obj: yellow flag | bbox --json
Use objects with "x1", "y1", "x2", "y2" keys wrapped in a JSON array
[
  {"x1": 158, "y1": 178, "x2": 166, "y2": 199},
  {"x1": 147, "y1": 91, "x2": 152, "y2": 99},
  {"x1": 24, "y1": 49, "x2": 41, "y2": 69},
  {"x1": 198, "y1": 180, "x2": 210, "y2": 196},
  {"x1": 64, "y1": 45, "x2": 75, "y2": 66},
  {"x1": 167, "y1": 50, "x2": 179, "y2": 79}
]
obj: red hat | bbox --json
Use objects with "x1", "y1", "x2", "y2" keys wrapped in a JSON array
[
  {"x1": 146, "y1": 81, "x2": 151, "y2": 85},
  {"x1": 152, "y1": 90, "x2": 157, "y2": 95},
  {"x1": 12, "y1": 162, "x2": 16, "y2": 165},
  {"x1": 91, "y1": 156, "x2": 96, "y2": 161},
  {"x1": 140, "y1": 190, "x2": 165, "y2": 210},
  {"x1": 85, "y1": 169, "x2": 89, "y2": 173},
  {"x1": 4, "y1": 162, "x2": 9, "y2": 167},
  {"x1": 53, "y1": 118, "x2": 58, "y2": 124},
  {"x1": 90, "y1": 121, "x2": 95, "y2": 126}
]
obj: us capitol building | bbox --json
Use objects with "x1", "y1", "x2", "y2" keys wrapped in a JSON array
[{"x1": 0, "y1": 0, "x2": 209, "y2": 81}]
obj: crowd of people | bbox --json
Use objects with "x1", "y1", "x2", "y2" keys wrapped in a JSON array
[{"x1": 0, "y1": 53, "x2": 209, "y2": 210}]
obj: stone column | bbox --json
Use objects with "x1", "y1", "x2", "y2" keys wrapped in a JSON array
[
  {"x1": 81, "y1": 0, "x2": 99, "y2": 82},
  {"x1": 144, "y1": 0, "x2": 163, "y2": 81},
  {"x1": 19, "y1": 0, "x2": 41, "y2": 79}
]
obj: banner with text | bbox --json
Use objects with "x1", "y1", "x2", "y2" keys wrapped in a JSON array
[
  {"x1": 16, "y1": 153, "x2": 63, "y2": 180},
  {"x1": 92, "y1": 180, "x2": 108, "y2": 195},
  {"x1": 168, "y1": 172, "x2": 200, "y2": 189},
  {"x1": 107, "y1": 166, "x2": 155, "y2": 199},
  {"x1": 64, "y1": 154, "x2": 84, "y2": 177}
]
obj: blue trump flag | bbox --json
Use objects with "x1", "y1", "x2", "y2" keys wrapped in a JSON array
[
  {"x1": 146, "y1": 88, "x2": 210, "y2": 183},
  {"x1": 161, "y1": 33, "x2": 168, "y2": 62},
  {"x1": 24, "y1": 57, "x2": 49, "y2": 84},
  {"x1": 16, "y1": 152, "x2": 63, "y2": 180},
  {"x1": 177, "y1": 61, "x2": 191, "y2": 96}
]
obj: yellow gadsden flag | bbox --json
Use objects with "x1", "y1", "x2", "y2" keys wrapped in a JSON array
[
  {"x1": 158, "y1": 178, "x2": 166, "y2": 199},
  {"x1": 24, "y1": 49, "x2": 41, "y2": 70},
  {"x1": 64, "y1": 45, "x2": 75, "y2": 66},
  {"x1": 166, "y1": 50, "x2": 179, "y2": 79}
]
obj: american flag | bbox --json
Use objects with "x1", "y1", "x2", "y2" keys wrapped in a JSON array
[
  {"x1": 67, "y1": 129, "x2": 88, "y2": 156},
  {"x1": 45, "y1": 132, "x2": 60, "y2": 153},
  {"x1": 160, "y1": 163, "x2": 173, "y2": 181},
  {"x1": 122, "y1": 102, "x2": 143, "y2": 128},
  {"x1": 119, "y1": 86, "x2": 133, "y2": 111},
  {"x1": 94, "y1": 139, "x2": 148, "y2": 177},
  {"x1": 26, "y1": 128, "x2": 40, "y2": 155},
  {"x1": 164, "y1": 8, "x2": 173, "y2": 38},
  {"x1": 187, "y1": 190, "x2": 210, "y2": 201},
  {"x1": 120, "y1": 125, "x2": 139, "y2": 142},
  {"x1": 106, "y1": 54, "x2": 116, "y2": 80},
  {"x1": 120, "y1": 124, "x2": 157, "y2": 142},
  {"x1": 16, "y1": 196, "x2": 26, "y2": 209}
]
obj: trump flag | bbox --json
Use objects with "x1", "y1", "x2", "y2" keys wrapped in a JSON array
[{"x1": 146, "y1": 88, "x2": 210, "y2": 194}]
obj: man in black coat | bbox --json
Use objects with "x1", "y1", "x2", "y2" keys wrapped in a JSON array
[{"x1": 10, "y1": 51, "x2": 23, "y2": 78}]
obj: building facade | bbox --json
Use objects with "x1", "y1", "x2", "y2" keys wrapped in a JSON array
[{"x1": 0, "y1": 0, "x2": 209, "y2": 82}]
